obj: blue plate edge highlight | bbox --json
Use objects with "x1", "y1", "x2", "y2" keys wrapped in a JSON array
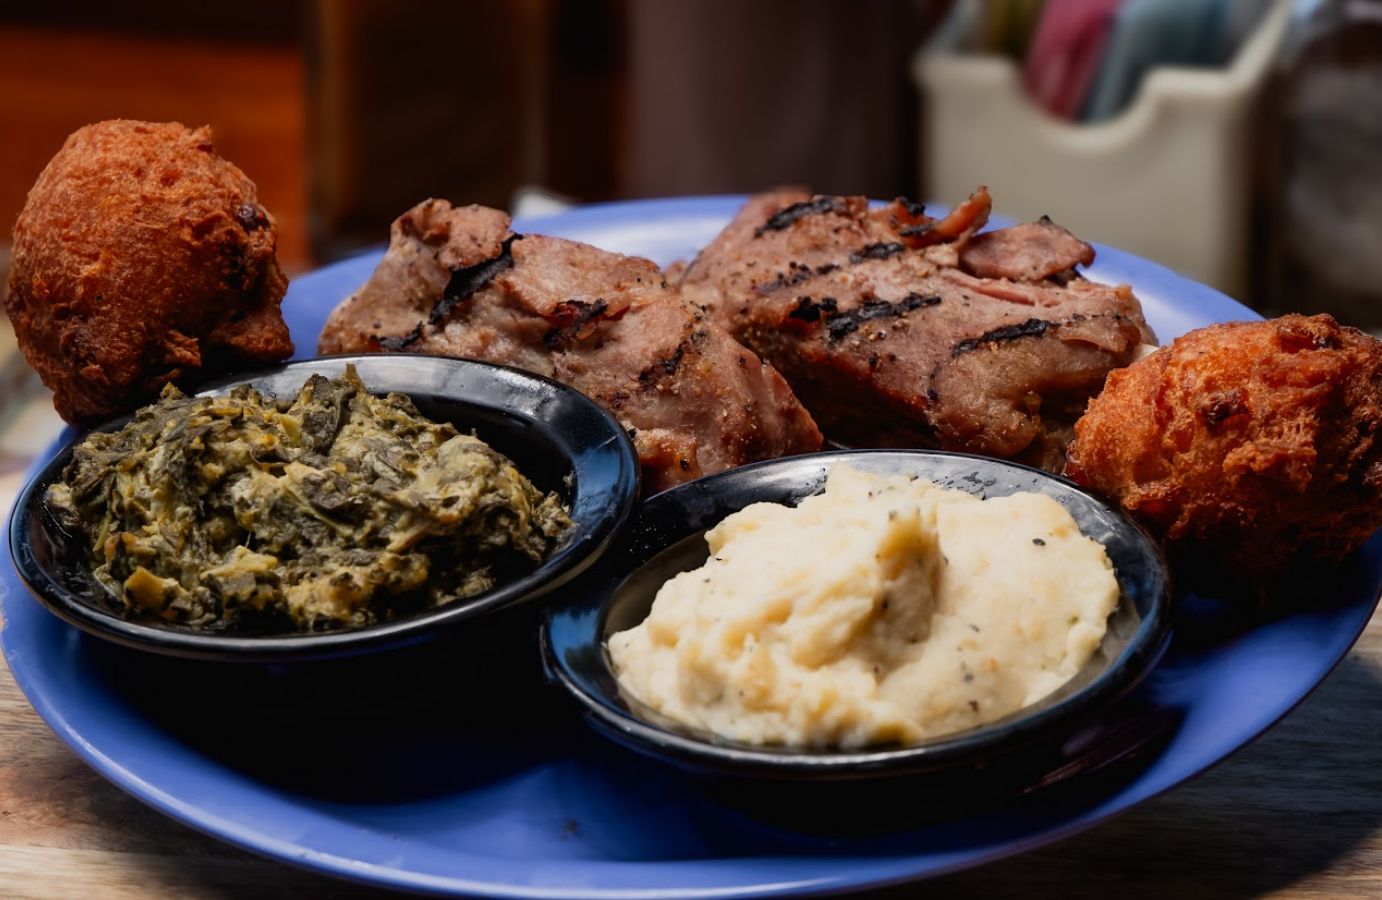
[{"x1": 0, "y1": 195, "x2": 1375, "y2": 899}]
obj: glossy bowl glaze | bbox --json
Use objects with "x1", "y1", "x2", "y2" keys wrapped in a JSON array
[
  {"x1": 10, "y1": 355, "x2": 639, "y2": 663},
  {"x1": 542, "y1": 449, "x2": 1171, "y2": 784}
]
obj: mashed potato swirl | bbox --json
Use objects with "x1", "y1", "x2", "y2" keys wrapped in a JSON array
[{"x1": 608, "y1": 465, "x2": 1118, "y2": 748}]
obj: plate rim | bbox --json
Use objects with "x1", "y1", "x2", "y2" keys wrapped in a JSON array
[{"x1": 2, "y1": 194, "x2": 1376, "y2": 899}]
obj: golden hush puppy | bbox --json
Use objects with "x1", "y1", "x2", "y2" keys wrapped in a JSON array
[
  {"x1": 1066, "y1": 314, "x2": 1382, "y2": 588},
  {"x1": 5, "y1": 120, "x2": 293, "y2": 423}
]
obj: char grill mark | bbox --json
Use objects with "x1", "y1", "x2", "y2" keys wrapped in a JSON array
[
  {"x1": 754, "y1": 197, "x2": 850, "y2": 237},
  {"x1": 757, "y1": 262, "x2": 813, "y2": 294},
  {"x1": 758, "y1": 261, "x2": 841, "y2": 294},
  {"x1": 650, "y1": 340, "x2": 686, "y2": 380},
  {"x1": 431, "y1": 234, "x2": 522, "y2": 326},
  {"x1": 953, "y1": 318, "x2": 1054, "y2": 355},
  {"x1": 826, "y1": 293, "x2": 940, "y2": 341},
  {"x1": 674, "y1": 186, "x2": 1154, "y2": 470},
  {"x1": 849, "y1": 242, "x2": 906, "y2": 264},
  {"x1": 787, "y1": 296, "x2": 840, "y2": 323},
  {"x1": 378, "y1": 327, "x2": 422, "y2": 351},
  {"x1": 544, "y1": 298, "x2": 613, "y2": 350},
  {"x1": 636, "y1": 327, "x2": 707, "y2": 384},
  {"x1": 376, "y1": 232, "x2": 523, "y2": 350},
  {"x1": 897, "y1": 197, "x2": 927, "y2": 218}
]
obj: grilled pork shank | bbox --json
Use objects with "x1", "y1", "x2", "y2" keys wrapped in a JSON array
[
  {"x1": 318, "y1": 199, "x2": 822, "y2": 492},
  {"x1": 677, "y1": 188, "x2": 1155, "y2": 470}
]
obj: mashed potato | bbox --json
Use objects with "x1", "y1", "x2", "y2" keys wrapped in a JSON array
[{"x1": 607, "y1": 465, "x2": 1118, "y2": 748}]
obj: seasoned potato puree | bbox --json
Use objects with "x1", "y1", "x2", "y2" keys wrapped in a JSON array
[{"x1": 608, "y1": 465, "x2": 1118, "y2": 748}]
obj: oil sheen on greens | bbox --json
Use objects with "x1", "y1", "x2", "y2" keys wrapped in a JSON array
[{"x1": 45, "y1": 367, "x2": 571, "y2": 633}]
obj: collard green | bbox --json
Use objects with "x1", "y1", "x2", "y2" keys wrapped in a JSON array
[{"x1": 46, "y1": 366, "x2": 571, "y2": 633}]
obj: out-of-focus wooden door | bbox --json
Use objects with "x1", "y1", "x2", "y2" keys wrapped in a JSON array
[{"x1": 306, "y1": 0, "x2": 550, "y2": 260}]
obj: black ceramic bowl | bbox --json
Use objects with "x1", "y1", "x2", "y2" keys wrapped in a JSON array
[
  {"x1": 10, "y1": 355, "x2": 639, "y2": 663},
  {"x1": 542, "y1": 450, "x2": 1171, "y2": 784}
]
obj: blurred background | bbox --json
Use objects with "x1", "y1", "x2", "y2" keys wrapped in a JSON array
[
  {"x1": 5, "y1": 0, "x2": 1379, "y2": 479},
  {"x1": 0, "y1": 0, "x2": 1378, "y2": 453},
  {"x1": 1, "y1": 0, "x2": 1379, "y2": 309}
]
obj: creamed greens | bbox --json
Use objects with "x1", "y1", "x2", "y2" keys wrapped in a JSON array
[{"x1": 46, "y1": 367, "x2": 570, "y2": 633}]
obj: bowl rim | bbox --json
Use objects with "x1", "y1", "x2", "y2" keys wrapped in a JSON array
[
  {"x1": 9, "y1": 353, "x2": 641, "y2": 663},
  {"x1": 540, "y1": 448, "x2": 1173, "y2": 779}
]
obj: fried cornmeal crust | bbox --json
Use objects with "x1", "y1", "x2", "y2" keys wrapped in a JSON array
[
  {"x1": 1065, "y1": 314, "x2": 1382, "y2": 584},
  {"x1": 4, "y1": 120, "x2": 292, "y2": 423}
]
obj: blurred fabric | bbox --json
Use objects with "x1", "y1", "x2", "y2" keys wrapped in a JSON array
[
  {"x1": 1264, "y1": 0, "x2": 1382, "y2": 327},
  {"x1": 1082, "y1": 0, "x2": 1272, "y2": 121},
  {"x1": 1022, "y1": 0, "x2": 1124, "y2": 120},
  {"x1": 0, "y1": 0, "x2": 1379, "y2": 329}
]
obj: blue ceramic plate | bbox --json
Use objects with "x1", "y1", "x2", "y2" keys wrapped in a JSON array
[{"x1": 3, "y1": 197, "x2": 1379, "y2": 898}]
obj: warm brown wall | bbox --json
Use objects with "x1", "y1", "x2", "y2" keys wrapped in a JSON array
[
  {"x1": 304, "y1": 0, "x2": 550, "y2": 260},
  {"x1": 0, "y1": 21, "x2": 308, "y2": 270}
]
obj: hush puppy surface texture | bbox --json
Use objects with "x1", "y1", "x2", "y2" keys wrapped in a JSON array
[
  {"x1": 1065, "y1": 314, "x2": 1382, "y2": 585},
  {"x1": 4, "y1": 120, "x2": 292, "y2": 423}
]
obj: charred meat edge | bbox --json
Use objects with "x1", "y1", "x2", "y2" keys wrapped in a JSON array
[
  {"x1": 753, "y1": 197, "x2": 852, "y2": 237},
  {"x1": 379, "y1": 233, "x2": 523, "y2": 350}
]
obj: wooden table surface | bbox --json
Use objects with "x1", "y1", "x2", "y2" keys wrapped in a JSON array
[{"x1": 0, "y1": 607, "x2": 1377, "y2": 899}]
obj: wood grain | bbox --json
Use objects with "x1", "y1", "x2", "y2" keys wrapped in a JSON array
[{"x1": 0, "y1": 612, "x2": 1378, "y2": 898}]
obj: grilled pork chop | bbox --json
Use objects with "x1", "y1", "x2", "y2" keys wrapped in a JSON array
[
  {"x1": 677, "y1": 188, "x2": 1155, "y2": 470},
  {"x1": 318, "y1": 199, "x2": 822, "y2": 493}
]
